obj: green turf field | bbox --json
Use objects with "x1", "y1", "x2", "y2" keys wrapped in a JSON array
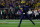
[{"x1": 0, "y1": 20, "x2": 40, "y2": 27}]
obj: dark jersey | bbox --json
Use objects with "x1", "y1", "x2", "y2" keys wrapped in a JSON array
[{"x1": 21, "y1": 5, "x2": 29, "y2": 13}]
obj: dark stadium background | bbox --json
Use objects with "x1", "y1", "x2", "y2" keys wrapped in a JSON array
[{"x1": 0, "y1": 0, "x2": 40, "y2": 19}]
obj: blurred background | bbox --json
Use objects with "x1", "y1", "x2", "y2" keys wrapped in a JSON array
[
  {"x1": 0, "y1": 0, "x2": 40, "y2": 27},
  {"x1": 0, "y1": 0, "x2": 40, "y2": 20}
]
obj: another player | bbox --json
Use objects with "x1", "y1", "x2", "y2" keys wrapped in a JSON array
[{"x1": 18, "y1": 4, "x2": 35, "y2": 27}]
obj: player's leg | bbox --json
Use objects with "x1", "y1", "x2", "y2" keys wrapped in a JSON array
[
  {"x1": 25, "y1": 13, "x2": 35, "y2": 25},
  {"x1": 18, "y1": 14, "x2": 23, "y2": 27}
]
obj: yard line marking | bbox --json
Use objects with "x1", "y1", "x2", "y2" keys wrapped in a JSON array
[
  {"x1": 0, "y1": 22, "x2": 40, "y2": 23},
  {"x1": 0, "y1": 20, "x2": 40, "y2": 21}
]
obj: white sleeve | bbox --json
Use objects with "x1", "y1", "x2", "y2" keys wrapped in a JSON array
[
  {"x1": 27, "y1": 11, "x2": 32, "y2": 14},
  {"x1": 1, "y1": 11, "x2": 2, "y2": 15}
]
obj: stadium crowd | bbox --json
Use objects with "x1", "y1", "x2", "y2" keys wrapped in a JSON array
[{"x1": 0, "y1": 0, "x2": 40, "y2": 19}]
